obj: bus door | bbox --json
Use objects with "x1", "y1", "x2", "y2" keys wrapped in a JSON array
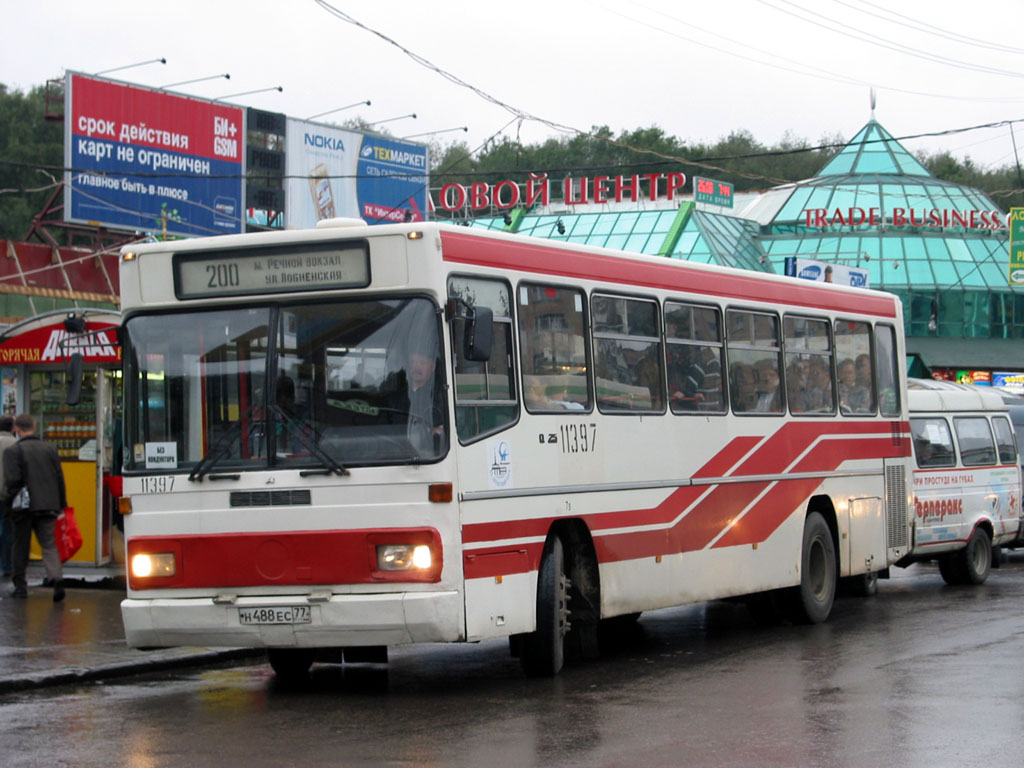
[{"x1": 96, "y1": 367, "x2": 122, "y2": 563}]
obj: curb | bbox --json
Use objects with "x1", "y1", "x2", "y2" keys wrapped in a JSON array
[{"x1": 0, "y1": 648, "x2": 263, "y2": 694}]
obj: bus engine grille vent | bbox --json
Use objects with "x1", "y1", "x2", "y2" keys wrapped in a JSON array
[
  {"x1": 230, "y1": 490, "x2": 312, "y2": 507},
  {"x1": 884, "y1": 465, "x2": 908, "y2": 549}
]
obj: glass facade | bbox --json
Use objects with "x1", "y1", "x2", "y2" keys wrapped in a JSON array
[{"x1": 467, "y1": 119, "x2": 1019, "y2": 353}]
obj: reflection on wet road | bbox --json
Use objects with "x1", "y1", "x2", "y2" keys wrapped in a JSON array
[{"x1": 4, "y1": 560, "x2": 1024, "y2": 767}]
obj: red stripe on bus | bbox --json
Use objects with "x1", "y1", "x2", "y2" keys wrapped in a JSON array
[
  {"x1": 460, "y1": 435, "x2": 762, "y2": 545},
  {"x1": 126, "y1": 528, "x2": 442, "y2": 589},
  {"x1": 713, "y1": 436, "x2": 903, "y2": 548},
  {"x1": 462, "y1": 425, "x2": 908, "y2": 577},
  {"x1": 462, "y1": 423, "x2": 906, "y2": 548},
  {"x1": 439, "y1": 230, "x2": 899, "y2": 319},
  {"x1": 593, "y1": 435, "x2": 902, "y2": 562}
]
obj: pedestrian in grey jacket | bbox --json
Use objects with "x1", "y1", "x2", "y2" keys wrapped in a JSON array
[{"x1": 3, "y1": 413, "x2": 67, "y2": 601}]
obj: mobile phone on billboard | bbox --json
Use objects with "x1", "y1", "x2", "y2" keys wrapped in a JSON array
[{"x1": 308, "y1": 164, "x2": 336, "y2": 220}]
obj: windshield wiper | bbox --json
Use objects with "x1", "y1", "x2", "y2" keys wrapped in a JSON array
[
  {"x1": 189, "y1": 402, "x2": 262, "y2": 482},
  {"x1": 269, "y1": 403, "x2": 350, "y2": 477}
]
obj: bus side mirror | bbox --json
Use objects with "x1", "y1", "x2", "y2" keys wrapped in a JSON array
[
  {"x1": 464, "y1": 306, "x2": 493, "y2": 362},
  {"x1": 67, "y1": 353, "x2": 84, "y2": 406}
]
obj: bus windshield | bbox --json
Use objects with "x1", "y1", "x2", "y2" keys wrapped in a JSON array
[{"x1": 123, "y1": 296, "x2": 447, "y2": 472}]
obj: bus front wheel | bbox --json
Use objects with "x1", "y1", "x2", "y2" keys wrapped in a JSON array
[
  {"x1": 520, "y1": 536, "x2": 570, "y2": 677},
  {"x1": 790, "y1": 512, "x2": 836, "y2": 624}
]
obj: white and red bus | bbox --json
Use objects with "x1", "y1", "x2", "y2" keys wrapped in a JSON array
[{"x1": 118, "y1": 219, "x2": 912, "y2": 677}]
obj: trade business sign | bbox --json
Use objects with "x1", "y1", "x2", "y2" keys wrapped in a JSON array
[
  {"x1": 284, "y1": 118, "x2": 428, "y2": 228},
  {"x1": 64, "y1": 72, "x2": 244, "y2": 236}
]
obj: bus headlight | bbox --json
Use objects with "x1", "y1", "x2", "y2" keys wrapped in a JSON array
[
  {"x1": 376, "y1": 544, "x2": 432, "y2": 571},
  {"x1": 131, "y1": 552, "x2": 177, "y2": 579}
]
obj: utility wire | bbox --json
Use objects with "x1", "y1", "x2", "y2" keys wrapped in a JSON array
[
  {"x1": 757, "y1": 0, "x2": 1024, "y2": 79},
  {"x1": 845, "y1": 0, "x2": 1024, "y2": 56}
]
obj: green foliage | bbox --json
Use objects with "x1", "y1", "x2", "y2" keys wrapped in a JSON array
[{"x1": 0, "y1": 84, "x2": 64, "y2": 240}]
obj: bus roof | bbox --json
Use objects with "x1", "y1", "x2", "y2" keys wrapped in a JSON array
[{"x1": 907, "y1": 382, "x2": 1008, "y2": 414}]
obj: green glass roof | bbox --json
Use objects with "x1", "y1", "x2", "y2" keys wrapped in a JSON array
[
  {"x1": 761, "y1": 232, "x2": 1009, "y2": 291},
  {"x1": 672, "y1": 210, "x2": 769, "y2": 272},
  {"x1": 817, "y1": 120, "x2": 931, "y2": 177}
]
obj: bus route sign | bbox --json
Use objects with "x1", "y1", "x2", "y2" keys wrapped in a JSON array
[{"x1": 174, "y1": 242, "x2": 370, "y2": 299}]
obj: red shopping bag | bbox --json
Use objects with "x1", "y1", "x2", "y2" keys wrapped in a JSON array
[{"x1": 55, "y1": 507, "x2": 83, "y2": 563}]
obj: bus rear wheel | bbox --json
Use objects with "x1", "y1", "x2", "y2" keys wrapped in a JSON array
[
  {"x1": 790, "y1": 512, "x2": 836, "y2": 624},
  {"x1": 520, "y1": 536, "x2": 570, "y2": 677},
  {"x1": 960, "y1": 527, "x2": 992, "y2": 585},
  {"x1": 267, "y1": 648, "x2": 315, "y2": 680}
]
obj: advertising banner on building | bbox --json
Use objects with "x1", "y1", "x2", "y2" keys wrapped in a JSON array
[
  {"x1": 694, "y1": 176, "x2": 734, "y2": 208},
  {"x1": 285, "y1": 119, "x2": 428, "y2": 228},
  {"x1": 1009, "y1": 207, "x2": 1024, "y2": 285},
  {"x1": 0, "y1": 321, "x2": 120, "y2": 365},
  {"x1": 64, "y1": 73, "x2": 244, "y2": 237},
  {"x1": 993, "y1": 372, "x2": 1024, "y2": 394},
  {"x1": 784, "y1": 256, "x2": 869, "y2": 288}
]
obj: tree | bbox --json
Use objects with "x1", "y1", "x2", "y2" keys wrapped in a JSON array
[{"x1": 0, "y1": 84, "x2": 64, "y2": 240}]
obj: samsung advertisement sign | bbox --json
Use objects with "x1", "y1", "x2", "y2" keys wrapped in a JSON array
[{"x1": 784, "y1": 257, "x2": 869, "y2": 288}]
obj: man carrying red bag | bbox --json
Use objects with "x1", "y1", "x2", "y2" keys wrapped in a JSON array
[{"x1": 3, "y1": 413, "x2": 67, "y2": 602}]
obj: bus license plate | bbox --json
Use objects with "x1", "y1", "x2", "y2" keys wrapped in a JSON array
[{"x1": 238, "y1": 606, "x2": 311, "y2": 625}]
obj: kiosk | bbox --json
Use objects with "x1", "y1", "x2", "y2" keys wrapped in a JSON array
[{"x1": 0, "y1": 310, "x2": 122, "y2": 569}]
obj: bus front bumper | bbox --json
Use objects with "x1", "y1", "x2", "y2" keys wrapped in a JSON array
[{"x1": 121, "y1": 590, "x2": 463, "y2": 649}]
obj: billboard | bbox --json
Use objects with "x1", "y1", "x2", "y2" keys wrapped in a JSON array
[
  {"x1": 784, "y1": 256, "x2": 869, "y2": 288},
  {"x1": 1010, "y1": 207, "x2": 1024, "y2": 285},
  {"x1": 994, "y1": 372, "x2": 1024, "y2": 394},
  {"x1": 64, "y1": 72, "x2": 244, "y2": 237},
  {"x1": 285, "y1": 119, "x2": 428, "y2": 228}
]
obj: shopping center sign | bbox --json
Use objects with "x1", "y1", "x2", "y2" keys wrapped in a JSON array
[
  {"x1": 802, "y1": 206, "x2": 1005, "y2": 230},
  {"x1": 436, "y1": 172, "x2": 687, "y2": 211}
]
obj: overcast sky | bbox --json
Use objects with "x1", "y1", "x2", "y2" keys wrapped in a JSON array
[{"x1": 4, "y1": 0, "x2": 1024, "y2": 180}]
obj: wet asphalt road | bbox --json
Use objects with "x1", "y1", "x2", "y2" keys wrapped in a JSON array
[{"x1": 3, "y1": 558, "x2": 1024, "y2": 768}]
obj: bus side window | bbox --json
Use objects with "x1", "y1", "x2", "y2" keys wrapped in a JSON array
[
  {"x1": 448, "y1": 277, "x2": 517, "y2": 443},
  {"x1": 592, "y1": 295, "x2": 664, "y2": 413},
  {"x1": 874, "y1": 324, "x2": 901, "y2": 417},
  {"x1": 993, "y1": 416, "x2": 1017, "y2": 465},
  {"x1": 783, "y1": 315, "x2": 832, "y2": 415},
  {"x1": 665, "y1": 301, "x2": 725, "y2": 414},
  {"x1": 954, "y1": 416, "x2": 997, "y2": 467},
  {"x1": 835, "y1": 319, "x2": 875, "y2": 415},
  {"x1": 726, "y1": 309, "x2": 783, "y2": 415},
  {"x1": 518, "y1": 283, "x2": 591, "y2": 413},
  {"x1": 910, "y1": 417, "x2": 955, "y2": 468}
]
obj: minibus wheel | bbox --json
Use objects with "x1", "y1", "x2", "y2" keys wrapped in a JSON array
[{"x1": 960, "y1": 527, "x2": 992, "y2": 585}]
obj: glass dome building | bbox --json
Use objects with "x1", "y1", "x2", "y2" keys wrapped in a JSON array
[
  {"x1": 466, "y1": 119, "x2": 1021, "y2": 380},
  {"x1": 743, "y1": 120, "x2": 1020, "y2": 378}
]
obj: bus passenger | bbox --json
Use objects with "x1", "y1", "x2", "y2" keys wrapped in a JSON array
[
  {"x1": 404, "y1": 349, "x2": 444, "y2": 454},
  {"x1": 787, "y1": 359, "x2": 810, "y2": 413},
  {"x1": 839, "y1": 358, "x2": 870, "y2": 414},
  {"x1": 753, "y1": 366, "x2": 781, "y2": 412},
  {"x1": 667, "y1": 345, "x2": 705, "y2": 411},
  {"x1": 805, "y1": 358, "x2": 833, "y2": 411},
  {"x1": 730, "y1": 363, "x2": 757, "y2": 412}
]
